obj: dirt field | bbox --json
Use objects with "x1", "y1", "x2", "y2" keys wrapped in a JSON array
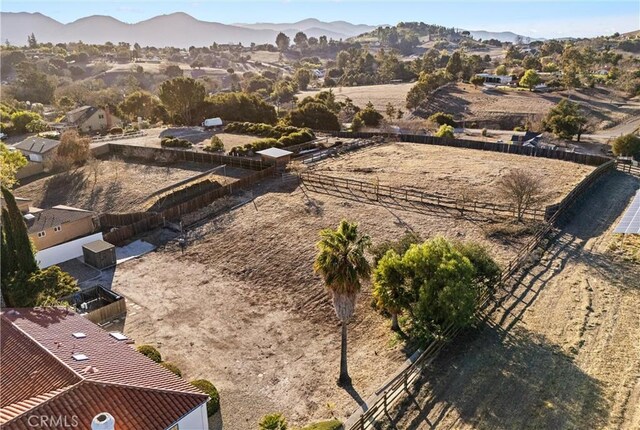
[
  {"x1": 300, "y1": 83, "x2": 414, "y2": 112},
  {"x1": 15, "y1": 159, "x2": 229, "y2": 213},
  {"x1": 380, "y1": 170, "x2": 640, "y2": 429},
  {"x1": 110, "y1": 172, "x2": 545, "y2": 430},
  {"x1": 308, "y1": 142, "x2": 594, "y2": 205}
]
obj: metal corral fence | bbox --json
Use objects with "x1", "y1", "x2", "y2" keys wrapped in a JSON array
[
  {"x1": 102, "y1": 165, "x2": 276, "y2": 245},
  {"x1": 345, "y1": 159, "x2": 616, "y2": 430},
  {"x1": 301, "y1": 138, "x2": 385, "y2": 164},
  {"x1": 299, "y1": 171, "x2": 547, "y2": 221},
  {"x1": 107, "y1": 143, "x2": 273, "y2": 171},
  {"x1": 324, "y1": 131, "x2": 611, "y2": 167},
  {"x1": 91, "y1": 131, "x2": 146, "y2": 143}
]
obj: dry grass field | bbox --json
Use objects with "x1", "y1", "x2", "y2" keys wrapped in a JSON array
[
  {"x1": 111, "y1": 166, "x2": 555, "y2": 429},
  {"x1": 379, "y1": 171, "x2": 640, "y2": 430},
  {"x1": 308, "y1": 142, "x2": 594, "y2": 205},
  {"x1": 300, "y1": 83, "x2": 414, "y2": 112},
  {"x1": 15, "y1": 159, "x2": 234, "y2": 213}
]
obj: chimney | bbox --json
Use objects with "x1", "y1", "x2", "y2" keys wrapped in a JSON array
[{"x1": 91, "y1": 413, "x2": 115, "y2": 430}]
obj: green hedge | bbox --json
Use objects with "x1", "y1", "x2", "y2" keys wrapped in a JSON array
[
  {"x1": 160, "y1": 136, "x2": 192, "y2": 148},
  {"x1": 160, "y1": 362, "x2": 182, "y2": 377},
  {"x1": 224, "y1": 122, "x2": 315, "y2": 156},
  {"x1": 136, "y1": 345, "x2": 162, "y2": 363},
  {"x1": 300, "y1": 420, "x2": 342, "y2": 430},
  {"x1": 191, "y1": 379, "x2": 220, "y2": 416}
]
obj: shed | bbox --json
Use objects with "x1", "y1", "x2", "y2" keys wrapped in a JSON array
[
  {"x1": 256, "y1": 147, "x2": 293, "y2": 166},
  {"x1": 82, "y1": 239, "x2": 116, "y2": 269}
]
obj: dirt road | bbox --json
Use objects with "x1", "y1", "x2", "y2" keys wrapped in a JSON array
[{"x1": 381, "y1": 170, "x2": 640, "y2": 429}]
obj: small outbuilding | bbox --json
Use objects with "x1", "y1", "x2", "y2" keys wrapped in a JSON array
[
  {"x1": 256, "y1": 147, "x2": 293, "y2": 167},
  {"x1": 82, "y1": 239, "x2": 116, "y2": 269}
]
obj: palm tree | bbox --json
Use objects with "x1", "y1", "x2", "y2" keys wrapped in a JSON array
[{"x1": 314, "y1": 220, "x2": 371, "y2": 386}]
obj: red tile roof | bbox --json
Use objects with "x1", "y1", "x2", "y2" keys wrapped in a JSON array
[{"x1": 1, "y1": 308, "x2": 208, "y2": 429}]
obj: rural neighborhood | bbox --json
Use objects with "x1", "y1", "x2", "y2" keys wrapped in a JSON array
[{"x1": 0, "y1": 1, "x2": 639, "y2": 429}]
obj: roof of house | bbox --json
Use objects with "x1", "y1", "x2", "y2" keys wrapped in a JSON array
[
  {"x1": 25, "y1": 206, "x2": 94, "y2": 234},
  {"x1": 510, "y1": 131, "x2": 542, "y2": 143},
  {"x1": 1, "y1": 308, "x2": 208, "y2": 429},
  {"x1": 82, "y1": 239, "x2": 115, "y2": 253},
  {"x1": 13, "y1": 136, "x2": 60, "y2": 154},
  {"x1": 65, "y1": 105, "x2": 99, "y2": 125},
  {"x1": 256, "y1": 147, "x2": 293, "y2": 158}
]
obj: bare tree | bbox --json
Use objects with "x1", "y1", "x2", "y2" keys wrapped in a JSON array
[
  {"x1": 87, "y1": 156, "x2": 102, "y2": 191},
  {"x1": 497, "y1": 169, "x2": 547, "y2": 222}
]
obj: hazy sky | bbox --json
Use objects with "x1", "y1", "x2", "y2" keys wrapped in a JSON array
[{"x1": 2, "y1": 0, "x2": 639, "y2": 38}]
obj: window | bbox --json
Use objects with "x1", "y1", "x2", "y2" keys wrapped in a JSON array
[
  {"x1": 53, "y1": 226, "x2": 62, "y2": 232},
  {"x1": 37, "y1": 231, "x2": 46, "y2": 238},
  {"x1": 98, "y1": 114, "x2": 104, "y2": 119}
]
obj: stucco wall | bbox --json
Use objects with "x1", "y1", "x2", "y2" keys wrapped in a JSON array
[{"x1": 30, "y1": 216, "x2": 95, "y2": 250}]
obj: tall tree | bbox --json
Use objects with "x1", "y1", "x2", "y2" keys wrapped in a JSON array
[
  {"x1": 275, "y1": 32, "x2": 290, "y2": 52},
  {"x1": 158, "y1": 77, "x2": 205, "y2": 125},
  {"x1": 543, "y1": 99, "x2": 587, "y2": 141},
  {"x1": 1, "y1": 186, "x2": 38, "y2": 282},
  {"x1": 0, "y1": 143, "x2": 28, "y2": 188},
  {"x1": 373, "y1": 250, "x2": 409, "y2": 331},
  {"x1": 519, "y1": 69, "x2": 541, "y2": 91},
  {"x1": 314, "y1": 220, "x2": 371, "y2": 386}
]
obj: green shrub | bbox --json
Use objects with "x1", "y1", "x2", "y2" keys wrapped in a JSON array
[
  {"x1": 160, "y1": 137, "x2": 192, "y2": 148},
  {"x1": 109, "y1": 127, "x2": 123, "y2": 135},
  {"x1": 481, "y1": 128, "x2": 488, "y2": 137},
  {"x1": 435, "y1": 124, "x2": 455, "y2": 138},
  {"x1": 428, "y1": 112, "x2": 456, "y2": 127},
  {"x1": 204, "y1": 135, "x2": 225, "y2": 152},
  {"x1": 300, "y1": 420, "x2": 343, "y2": 430},
  {"x1": 161, "y1": 362, "x2": 182, "y2": 377},
  {"x1": 259, "y1": 413, "x2": 287, "y2": 430},
  {"x1": 190, "y1": 379, "x2": 220, "y2": 416},
  {"x1": 136, "y1": 345, "x2": 162, "y2": 363}
]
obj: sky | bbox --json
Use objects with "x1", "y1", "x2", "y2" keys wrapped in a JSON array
[{"x1": 1, "y1": 0, "x2": 639, "y2": 39}]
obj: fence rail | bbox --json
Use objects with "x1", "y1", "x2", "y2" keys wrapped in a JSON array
[
  {"x1": 91, "y1": 131, "x2": 146, "y2": 143},
  {"x1": 324, "y1": 131, "x2": 610, "y2": 167},
  {"x1": 300, "y1": 171, "x2": 545, "y2": 221},
  {"x1": 616, "y1": 161, "x2": 640, "y2": 177},
  {"x1": 107, "y1": 143, "x2": 272, "y2": 171},
  {"x1": 346, "y1": 159, "x2": 617, "y2": 430}
]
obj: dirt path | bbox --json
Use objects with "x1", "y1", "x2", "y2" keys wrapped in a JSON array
[{"x1": 381, "y1": 171, "x2": 640, "y2": 429}]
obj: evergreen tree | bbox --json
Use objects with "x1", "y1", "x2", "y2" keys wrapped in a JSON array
[{"x1": 1, "y1": 186, "x2": 37, "y2": 278}]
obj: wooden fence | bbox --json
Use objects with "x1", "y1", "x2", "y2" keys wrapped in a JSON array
[
  {"x1": 616, "y1": 161, "x2": 640, "y2": 178},
  {"x1": 325, "y1": 131, "x2": 611, "y2": 167},
  {"x1": 107, "y1": 143, "x2": 273, "y2": 171},
  {"x1": 345, "y1": 159, "x2": 617, "y2": 430},
  {"x1": 102, "y1": 165, "x2": 277, "y2": 245},
  {"x1": 299, "y1": 171, "x2": 546, "y2": 221}
]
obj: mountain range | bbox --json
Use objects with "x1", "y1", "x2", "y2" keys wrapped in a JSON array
[
  {"x1": 0, "y1": 12, "x2": 537, "y2": 48},
  {"x1": 0, "y1": 12, "x2": 378, "y2": 47}
]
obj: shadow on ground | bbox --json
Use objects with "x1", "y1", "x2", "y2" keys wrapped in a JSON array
[{"x1": 384, "y1": 324, "x2": 609, "y2": 430}]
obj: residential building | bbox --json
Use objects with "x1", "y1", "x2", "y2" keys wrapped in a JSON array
[
  {"x1": 64, "y1": 106, "x2": 123, "y2": 134},
  {"x1": 0, "y1": 307, "x2": 210, "y2": 430},
  {"x1": 475, "y1": 73, "x2": 514, "y2": 85},
  {"x1": 25, "y1": 205, "x2": 96, "y2": 251},
  {"x1": 13, "y1": 136, "x2": 60, "y2": 162}
]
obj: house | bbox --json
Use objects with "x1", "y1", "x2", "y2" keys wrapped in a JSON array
[
  {"x1": 510, "y1": 131, "x2": 543, "y2": 146},
  {"x1": 0, "y1": 307, "x2": 210, "y2": 430},
  {"x1": 13, "y1": 136, "x2": 59, "y2": 162},
  {"x1": 0, "y1": 196, "x2": 31, "y2": 214},
  {"x1": 25, "y1": 205, "x2": 97, "y2": 251},
  {"x1": 64, "y1": 106, "x2": 122, "y2": 134},
  {"x1": 475, "y1": 73, "x2": 514, "y2": 85}
]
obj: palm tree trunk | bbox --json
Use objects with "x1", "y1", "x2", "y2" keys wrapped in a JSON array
[
  {"x1": 338, "y1": 320, "x2": 351, "y2": 386},
  {"x1": 391, "y1": 312, "x2": 400, "y2": 331}
]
